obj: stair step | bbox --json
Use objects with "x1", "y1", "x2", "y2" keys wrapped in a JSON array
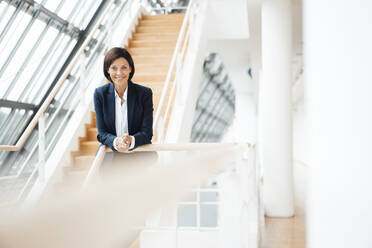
[
  {"x1": 129, "y1": 39, "x2": 177, "y2": 48},
  {"x1": 73, "y1": 155, "x2": 95, "y2": 169},
  {"x1": 128, "y1": 47, "x2": 175, "y2": 56},
  {"x1": 91, "y1": 112, "x2": 96, "y2": 126},
  {"x1": 138, "y1": 19, "x2": 183, "y2": 26},
  {"x1": 80, "y1": 141, "x2": 100, "y2": 153},
  {"x1": 133, "y1": 73, "x2": 176, "y2": 83},
  {"x1": 142, "y1": 13, "x2": 185, "y2": 20},
  {"x1": 132, "y1": 32, "x2": 179, "y2": 40},
  {"x1": 136, "y1": 26, "x2": 180, "y2": 33},
  {"x1": 87, "y1": 127, "x2": 97, "y2": 141},
  {"x1": 135, "y1": 64, "x2": 169, "y2": 73},
  {"x1": 133, "y1": 75, "x2": 165, "y2": 82},
  {"x1": 71, "y1": 150, "x2": 95, "y2": 159},
  {"x1": 132, "y1": 55, "x2": 172, "y2": 64}
]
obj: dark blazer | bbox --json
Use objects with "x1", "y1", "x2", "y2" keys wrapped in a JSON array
[{"x1": 93, "y1": 81, "x2": 153, "y2": 151}]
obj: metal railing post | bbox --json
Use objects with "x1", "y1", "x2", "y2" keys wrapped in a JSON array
[
  {"x1": 158, "y1": 115, "x2": 165, "y2": 143},
  {"x1": 38, "y1": 113, "x2": 46, "y2": 182},
  {"x1": 79, "y1": 54, "x2": 88, "y2": 104}
]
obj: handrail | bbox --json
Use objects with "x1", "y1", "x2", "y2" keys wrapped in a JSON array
[
  {"x1": 0, "y1": 0, "x2": 117, "y2": 151},
  {"x1": 152, "y1": 0, "x2": 195, "y2": 137},
  {"x1": 82, "y1": 145, "x2": 106, "y2": 189},
  {"x1": 83, "y1": 142, "x2": 252, "y2": 189}
]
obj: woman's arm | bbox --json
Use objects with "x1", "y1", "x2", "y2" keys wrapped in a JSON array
[
  {"x1": 93, "y1": 88, "x2": 117, "y2": 151},
  {"x1": 132, "y1": 88, "x2": 153, "y2": 148}
]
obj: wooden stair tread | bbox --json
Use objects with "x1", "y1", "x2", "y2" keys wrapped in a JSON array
[
  {"x1": 142, "y1": 13, "x2": 184, "y2": 19},
  {"x1": 139, "y1": 19, "x2": 184, "y2": 25},
  {"x1": 134, "y1": 71, "x2": 173, "y2": 75},
  {"x1": 132, "y1": 56, "x2": 172, "y2": 64},
  {"x1": 81, "y1": 140, "x2": 100, "y2": 144},
  {"x1": 134, "y1": 65, "x2": 169, "y2": 72},
  {"x1": 129, "y1": 49, "x2": 174, "y2": 56},
  {"x1": 136, "y1": 26, "x2": 181, "y2": 33},
  {"x1": 137, "y1": 23, "x2": 182, "y2": 28},
  {"x1": 62, "y1": 166, "x2": 89, "y2": 174},
  {"x1": 132, "y1": 33, "x2": 179, "y2": 40},
  {"x1": 71, "y1": 150, "x2": 95, "y2": 157},
  {"x1": 129, "y1": 40, "x2": 177, "y2": 48},
  {"x1": 129, "y1": 47, "x2": 175, "y2": 52}
]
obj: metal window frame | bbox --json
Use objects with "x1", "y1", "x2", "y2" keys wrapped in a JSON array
[
  {"x1": 2, "y1": 0, "x2": 69, "y2": 100},
  {"x1": 0, "y1": 0, "x2": 128, "y2": 201}
]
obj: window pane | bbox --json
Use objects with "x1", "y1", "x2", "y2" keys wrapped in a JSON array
[
  {"x1": 17, "y1": 28, "x2": 59, "y2": 103},
  {"x1": 6, "y1": 20, "x2": 47, "y2": 101},
  {"x1": 43, "y1": 0, "x2": 64, "y2": 13},
  {"x1": 33, "y1": 35, "x2": 77, "y2": 105},
  {"x1": 74, "y1": 0, "x2": 101, "y2": 29},
  {"x1": 200, "y1": 192, "x2": 218, "y2": 202},
  {"x1": 200, "y1": 205, "x2": 218, "y2": 227},
  {"x1": 0, "y1": 2, "x2": 14, "y2": 33},
  {"x1": 178, "y1": 205, "x2": 196, "y2": 227},
  {"x1": 0, "y1": 11, "x2": 31, "y2": 98}
]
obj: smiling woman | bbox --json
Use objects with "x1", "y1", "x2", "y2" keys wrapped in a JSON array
[{"x1": 93, "y1": 47, "x2": 154, "y2": 153}]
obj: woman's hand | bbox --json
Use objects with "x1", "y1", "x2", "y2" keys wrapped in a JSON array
[
  {"x1": 122, "y1": 134, "x2": 132, "y2": 147},
  {"x1": 114, "y1": 134, "x2": 132, "y2": 153}
]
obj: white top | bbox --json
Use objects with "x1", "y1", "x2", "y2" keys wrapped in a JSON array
[{"x1": 113, "y1": 87, "x2": 135, "y2": 150}]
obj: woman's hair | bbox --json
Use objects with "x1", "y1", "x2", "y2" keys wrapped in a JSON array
[{"x1": 103, "y1": 47, "x2": 135, "y2": 82}]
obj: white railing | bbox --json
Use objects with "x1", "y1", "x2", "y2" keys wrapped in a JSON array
[
  {"x1": 2, "y1": 142, "x2": 262, "y2": 248},
  {"x1": 82, "y1": 143, "x2": 262, "y2": 248},
  {"x1": 83, "y1": 142, "x2": 249, "y2": 189},
  {"x1": 138, "y1": 143, "x2": 261, "y2": 248},
  {"x1": 152, "y1": 0, "x2": 199, "y2": 143},
  {"x1": 84, "y1": 144, "x2": 262, "y2": 248}
]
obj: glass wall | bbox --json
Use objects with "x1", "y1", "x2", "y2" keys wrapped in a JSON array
[{"x1": 0, "y1": 0, "x2": 129, "y2": 205}]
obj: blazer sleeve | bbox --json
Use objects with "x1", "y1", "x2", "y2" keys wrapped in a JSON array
[
  {"x1": 133, "y1": 88, "x2": 153, "y2": 148},
  {"x1": 93, "y1": 88, "x2": 117, "y2": 151}
]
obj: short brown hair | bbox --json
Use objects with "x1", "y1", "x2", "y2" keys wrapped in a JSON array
[{"x1": 103, "y1": 47, "x2": 135, "y2": 82}]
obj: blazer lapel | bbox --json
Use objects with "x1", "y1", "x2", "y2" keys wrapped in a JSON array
[
  {"x1": 127, "y1": 81, "x2": 136, "y2": 134},
  {"x1": 108, "y1": 83, "x2": 116, "y2": 134}
]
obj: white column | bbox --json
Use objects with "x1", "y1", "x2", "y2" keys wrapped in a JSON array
[
  {"x1": 305, "y1": 0, "x2": 372, "y2": 247},
  {"x1": 259, "y1": 0, "x2": 294, "y2": 217}
]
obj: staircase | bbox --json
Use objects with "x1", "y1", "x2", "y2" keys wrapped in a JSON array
[
  {"x1": 50, "y1": 13, "x2": 185, "y2": 247},
  {"x1": 130, "y1": 13, "x2": 184, "y2": 139}
]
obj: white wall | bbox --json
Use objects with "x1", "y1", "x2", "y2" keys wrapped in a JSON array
[
  {"x1": 207, "y1": 0, "x2": 249, "y2": 40},
  {"x1": 304, "y1": 0, "x2": 372, "y2": 246}
]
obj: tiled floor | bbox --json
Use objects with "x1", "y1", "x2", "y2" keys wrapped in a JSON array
[{"x1": 262, "y1": 215, "x2": 306, "y2": 248}]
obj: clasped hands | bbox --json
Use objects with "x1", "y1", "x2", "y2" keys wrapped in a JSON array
[{"x1": 115, "y1": 134, "x2": 132, "y2": 153}]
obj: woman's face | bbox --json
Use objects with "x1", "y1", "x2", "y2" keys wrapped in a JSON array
[{"x1": 108, "y1": 57, "x2": 131, "y2": 87}]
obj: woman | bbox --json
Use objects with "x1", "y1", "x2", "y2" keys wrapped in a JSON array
[{"x1": 93, "y1": 47, "x2": 153, "y2": 152}]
